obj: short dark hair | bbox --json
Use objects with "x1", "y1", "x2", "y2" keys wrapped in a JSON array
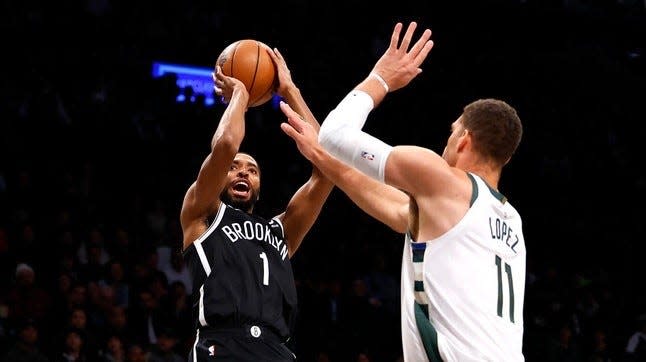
[{"x1": 462, "y1": 99, "x2": 522, "y2": 167}]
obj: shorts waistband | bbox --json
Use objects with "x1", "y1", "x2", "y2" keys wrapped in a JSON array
[{"x1": 198, "y1": 324, "x2": 287, "y2": 344}]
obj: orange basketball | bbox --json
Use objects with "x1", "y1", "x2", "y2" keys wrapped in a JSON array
[{"x1": 216, "y1": 39, "x2": 277, "y2": 107}]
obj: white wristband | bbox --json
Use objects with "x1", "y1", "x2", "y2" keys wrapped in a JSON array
[{"x1": 370, "y1": 72, "x2": 389, "y2": 93}]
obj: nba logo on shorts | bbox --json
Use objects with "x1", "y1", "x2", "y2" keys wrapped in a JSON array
[{"x1": 361, "y1": 151, "x2": 375, "y2": 161}]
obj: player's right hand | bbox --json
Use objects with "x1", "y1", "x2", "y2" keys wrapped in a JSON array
[
  {"x1": 279, "y1": 101, "x2": 320, "y2": 162},
  {"x1": 213, "y1": 66, "x2": 249, "y2": 105}
]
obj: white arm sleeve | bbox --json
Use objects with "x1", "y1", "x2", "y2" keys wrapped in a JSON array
[{"x1": 319, "y1": 90, "x2": 393, "y2": 183}]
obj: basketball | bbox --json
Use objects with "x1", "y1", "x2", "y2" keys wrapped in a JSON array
[{"x1": 216, "y1": 39, "x2": 277, "y2": 107}]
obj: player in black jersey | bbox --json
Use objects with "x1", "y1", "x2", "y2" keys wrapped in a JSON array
[{"x1": 180, "y1": 45, "x2": 333, "y2": 361}]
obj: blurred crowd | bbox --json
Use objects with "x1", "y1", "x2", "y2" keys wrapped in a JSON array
[{"x1": 1, "y1": 0, "x2": 646, "y2": 361}]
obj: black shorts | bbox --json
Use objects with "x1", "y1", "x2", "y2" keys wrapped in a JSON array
[{"x1": 189, "y1": 325, "x2": 296, "y2": 362}]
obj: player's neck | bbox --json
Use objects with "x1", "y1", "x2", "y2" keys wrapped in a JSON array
[{"x1": 460, "y1": 161, "x2": 500, "y2": 191}]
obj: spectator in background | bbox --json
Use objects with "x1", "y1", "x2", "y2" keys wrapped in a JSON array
[
  {"x1": 6, "y1": 263, "x2": 51, "y2": 328},
  {"x1": 160, "y1": 280, "x2": 191, "y2": 352},
  {"x1": 13, "y1": 224, "x2": 44, "y2": 271},
  {"x1": 52, "y1": 307, "x2": 100, "y2": 360},
  {"x1": 56, "y1": 327, "x2": 87, "y2": 362},
  {"x1": 107, "y1": 227, "x2": 133, "y2": 266},
  {"x1": 147, "y1": 327, "x2": 183, "y2": 362},
  {"x1": 60, "y1": 283, "x2": 89, "y2": 327},
  {"x1": 100, "y1": 305, "x2": 130, "y2": 344},
  {"x1": 363, "y1": 253, "x2": 399, "y2": 317},
  {"x1": 77, "y1": 227, "x2": 110, "y2": 284},
  {"x1": 160, "y1": 251, "x2": 192, "y2": 295},
  {"x1": 547, "y1": 323, "x2": 582, "y2": 362},
  {"x1": 125, "y1": 343, "x2": 148, "y2": 362},
  {"x1": 624, "y1": 314, "x2": 646, "y2": 361},
  {"x1": 99, "y1": 259, "x2": 129, "y2": 308},
  {"x1": 0, "y1": 228, "x2": 13, "y2": 292},
  {"x1": 2, "y1": 318, "x2": 49, "y2": 362},
  {"x1": 129, "y1": 288, "x2": 167, "y2": 348},
  {"x1": 586, "y1": 327, "x2": 611, "y2": 362},
  {"x1": 146, "y1": 199, "x2": 168, "y2": 243},
  {"x1": 99, "y1": 335, "x2": 126, "y2": 362}
]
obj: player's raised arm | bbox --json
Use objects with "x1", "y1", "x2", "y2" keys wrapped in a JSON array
[
  {"x1": 266, "y1": 46, "x2": 335, "y2": 256},
  {"x1": 280, "y1": 101, "x2": 410, "y2": 233},
  {"x1": 180, "y1": 67, "x2": 249, "y2": 251}
]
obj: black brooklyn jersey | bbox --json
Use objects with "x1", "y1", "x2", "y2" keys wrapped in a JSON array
[{"x1": 183, "y1": 202, "x2": 297, "y2": 340}]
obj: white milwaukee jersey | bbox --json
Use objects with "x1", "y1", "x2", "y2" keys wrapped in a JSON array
[{"x1": 400, "y1": 173, "x2": 526, "y2": 362}]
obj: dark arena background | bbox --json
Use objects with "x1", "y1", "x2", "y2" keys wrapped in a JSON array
[{"x1": 1, "y1": 1, "x2": 645, "y2": 361}]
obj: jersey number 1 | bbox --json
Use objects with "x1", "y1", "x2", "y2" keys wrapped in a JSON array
[
  {"x1": 259, "y1": 252, "x2": 269, "y2": 286},
  {"x1": 495, "y1": 255, "x2": 515, "y2": 323}
]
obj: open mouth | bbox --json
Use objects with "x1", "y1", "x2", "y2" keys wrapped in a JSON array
[{"x1": 232, "y1": 180, "x2": 250, "y2": 197}]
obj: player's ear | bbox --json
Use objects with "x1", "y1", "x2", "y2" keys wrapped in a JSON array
[{"x1": 456, "y1": 129, "x2": 470, "y2": 152}]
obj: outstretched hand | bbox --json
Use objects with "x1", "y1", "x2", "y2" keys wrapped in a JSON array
[
  {"x1": 279, "y1": 101, "x2": 320, "y2": 162},
  {"x1": 371, "y1": 21, "x2": 434, "y2": 92}
]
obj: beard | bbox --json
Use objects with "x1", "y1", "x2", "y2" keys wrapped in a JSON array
[{"x1": 220, "y1": 188, "x2": 259, "y2": 213}]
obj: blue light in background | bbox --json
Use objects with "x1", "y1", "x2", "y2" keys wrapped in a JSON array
[
  {"x1": 152, "y1": 61, "x2": 280, "y2": 108},
  {"x1": 152, "y1": 61, "x2": 216, "y2": 106}
]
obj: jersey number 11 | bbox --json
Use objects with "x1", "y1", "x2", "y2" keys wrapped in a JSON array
[{"x1": 495, "y1": 255, "x2": 515, "y2": 323}]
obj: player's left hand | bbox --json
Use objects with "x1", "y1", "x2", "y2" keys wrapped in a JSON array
[
  {"x1": 371, "y1": 21, "x2": 434, "y2": 92},
  {"x1": 266, "y1": 47, "x2": 295, "y2": 98}
]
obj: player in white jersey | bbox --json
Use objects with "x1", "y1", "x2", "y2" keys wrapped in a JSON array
[
  {"x1": 399, "y1": 172, "x2": 525, "y2": 361},
  {"x1": 278, "y1": 21, "x2": 525, "y2": 361}
]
